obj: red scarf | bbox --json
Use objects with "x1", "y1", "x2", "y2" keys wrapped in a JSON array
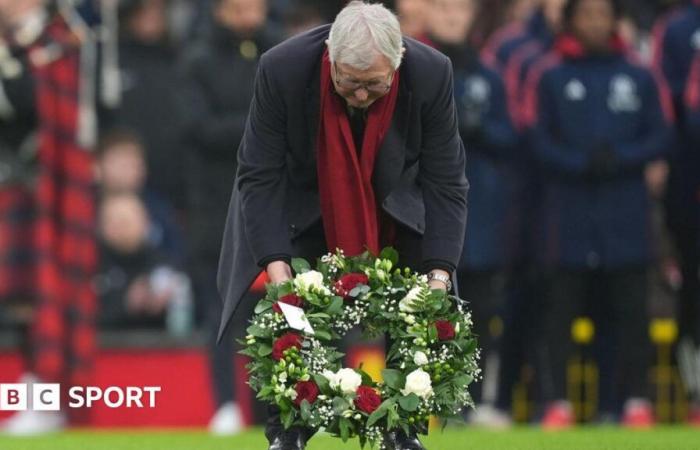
[
  {"x1": 316, "y1": 49, "x2": 399, "y2": 256},
  {"x1": 29, "y1": 15, "x2": 97, "y2": 399}
]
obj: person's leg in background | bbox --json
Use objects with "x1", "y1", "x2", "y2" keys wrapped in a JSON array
[
  {"x1": 456, "y1": 269, "x2": 508, "y2": 424},
  {"x1": 587, "y1": 274, "x2": 619, "y2": 422},
  {"x1": 540, "y1": 268, "x2": 587, "y2": 429},
  {"x1": 199, "y1": 260, "x2": 242, "y2": 435},
  {"x1": 673, "y1": 224, "x2": 700, "y2": 422},
  {"x1": 606, "y1": 267, "x2": 655, "y2": 428}
]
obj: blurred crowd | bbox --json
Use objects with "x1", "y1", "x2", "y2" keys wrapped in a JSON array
[{"x1": 1, "y1": 0, "x2": 700, "y2": 436}]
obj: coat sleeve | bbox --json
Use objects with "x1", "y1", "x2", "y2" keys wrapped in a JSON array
[
  {"x1": 652, "y1": 15, "x2": 686, "y2": 100},
  {"x1": 528, "y1": 71, "x2": 589, "y2": 176},
  {"x1": 235, "y1": 54, "x2": 294, "y2": 265},
  {"x1": 418, "y1": 57, "x2": 469, "y2": 270},
  {"x1": 612, "y1": 71, "x2": 674, "y2": 169},
  {"x1": 179, "y1": 49, "x2": 248, "y2": 160}
]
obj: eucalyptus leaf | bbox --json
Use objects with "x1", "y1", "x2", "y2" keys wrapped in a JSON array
[
  {"x1": 339, "y1": 417, "x2": 351, "y2": 442},
  {"x1": 314, "y1": 329, "x2": 332, "y2": 341},
  {"x1": 398, "y1": 393, "x2": 419, "y2": 412},
  {"x1": 291, "y1": 257, "x2": 311, "y2": 274},
  {"x1": 326, "y1": 296, "x2": 344, "y2": 315},
  {"x1": 257, "y1": 343, "x2": 272, "y2": 357},
  {"x1": 300, "y1": 400, "x2": 311, "y2": 421},
  {"x1": 332, "y1": 397, "x2": 350, "y2": 414},
  {"x1": 366, "y1": 404, "x2": 388, "y2": 427},
  {"x1": 254, "y1": 300, "x2": 273, "y2": 314},
  {"x1": 247, "y1": 324, "x2": 268, "y2": 338},
  {"x1": 381, "y1": 369, "x2": 405, "y2": 391}
]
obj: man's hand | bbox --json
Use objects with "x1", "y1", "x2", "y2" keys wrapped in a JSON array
[
  {"x1": 267, "y1": 260, "x2": 293, "y2": 285},
  {"x1": 428, "y1": 269, "x2": 450, "y2": 291}
]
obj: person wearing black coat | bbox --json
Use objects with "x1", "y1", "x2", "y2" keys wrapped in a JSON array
[
  {"x1": 179, "y1": 0, "x2": 280, "y2": 436},
  {"x1": 216, "y1": 2, "x2": 468, "y2": 449}
]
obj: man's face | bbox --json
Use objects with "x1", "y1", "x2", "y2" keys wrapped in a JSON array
[
  {"x1": 0, "y1": 0, "x2": 43, "y2": 28},
  {"x1": 127, "y1": 0, "x2": 167, "y2": 43},
  {"x1": 99, "y1": 196, "x2": 149, "y2": 254},
  {"x1": 429, "y1": 0, "x2": 477, "y2": 44},
  {"x1": 571, "y1": 0, "x2": 616, "y2": 51},
  {"x1": 542, "y1": 0, "x2": 567, "y2": 32},
  {"x1": 509, "y1": 0, "x2": 539, "y2": 22},
  {"x1": 99, "y1": 143, "x2": 147, "y2": 194},
  {"x1": 396, "y1": 0, "x2": 428, "y2": 38},
  {"x1": 215, "y1": 0, "x2": 267, "y2": 37},
  {"x1": 331, "y1": 53, "x2": 395, "y2": 109}
]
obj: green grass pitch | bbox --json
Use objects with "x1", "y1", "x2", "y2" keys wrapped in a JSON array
[{"x1": 0, "y1": 427, "x2": 698, "y2": 450}]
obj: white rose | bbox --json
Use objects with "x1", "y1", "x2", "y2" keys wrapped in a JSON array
[
  {"x1": 336, "y1": 368, "x2": 362, "y2": 394},
  {"x1": 413, "y1": 351, "x2": 429, "y2": 366},
  {"x1": 401, "y1": 368, "x2": 433, "y2": 399},
  {"x1": 323, "y1": 369, "x2": 339, "y2": 390},
  {"x1": 399, "y1": 286, "x2": 423, "y2": 312},
  {"x1": 294, "y1": 270, "x2": 329, "y2": 294}
]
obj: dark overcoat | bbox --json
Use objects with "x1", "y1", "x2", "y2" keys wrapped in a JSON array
[{"x1": 216, "y1": 25, "x2": 469, "y2": 342}]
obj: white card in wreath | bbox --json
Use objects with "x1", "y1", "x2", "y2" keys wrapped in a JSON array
[{"x1": 278, "y1": 302, "x2": 315, "y2": 335}]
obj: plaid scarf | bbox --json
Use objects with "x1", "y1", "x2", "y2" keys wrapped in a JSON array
[{"x1": 27, "y1": 14, "x2": 97, "y2": 401}]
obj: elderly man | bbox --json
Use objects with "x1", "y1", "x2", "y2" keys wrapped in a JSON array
[{"x1": 217, "y1": 2, "x2": 468, "y2": 449}]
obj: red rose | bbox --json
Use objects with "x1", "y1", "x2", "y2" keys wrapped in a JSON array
[
  {"x1": 272, "y1": 332, "x2": 303, "y2": 360},
  {"x1": 334, "y1": 273, "x2": 369, "y2": 298},
  {"x1": 293, "y1": 380, "x2": 320, "y2": 407},
  {"x1": 435, "y1": 320, "x2": 456, "y2": 341},
  {"x1": 272, "y1": 294, "x2": 304, "y2": 314},
  {"x1": 354, "y1": 386, "x2": 382, "y2": 414}
]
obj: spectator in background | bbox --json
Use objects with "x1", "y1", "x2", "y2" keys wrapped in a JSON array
[
  {"x1": 1, "y1": 0, "x2": 99, "y2": 435},
  {"x1": 179, "y1": 0, "x2": 279, "y2": 436},
  {"x1": 653, "y1": 0, "x2": 700, "y2": 426},
  {"x1": 523, "y1": 0, "x2": 673, "y2": 429},
  {"x1": 427, "y1": 0, "x2": 518, "y2": 427},
  {"x1": 103, "y1": 0, "x2": 187, "y2": 209},
  {"x1": 477, "y1": 0, "x2": 566, "y2": 425},
  {"x1": 396, "y1": 0, "x2": 431, "y2": 41},
  {"x1": 468, "y1": 0, "x2": 539, "y2": 48},
  {"x1": 283, "y1": 0, "x2": 325, "y2": 37},
  {"x1": 95, "y1": 129, "x2": 186, "y2": 267},
  {"x1": 0, "y1": 0, "x2": 38, "y2": 304},
  {"x1": 96, "y1": 193, "x2": 192, "y2": 333},
  {"x1": 482, "y1": 0, "x2": 565, "y2": 70}
]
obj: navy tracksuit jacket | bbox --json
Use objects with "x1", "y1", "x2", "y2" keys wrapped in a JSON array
[{"x1": 523, "y1": 35, "x2": 674, "y2": 270}]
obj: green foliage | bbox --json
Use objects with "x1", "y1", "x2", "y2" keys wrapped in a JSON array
[
  {"x1": 291, "y1": 258, "x2": 311, "y2": 273},
  {"x1": 240, "y1": 247, "x2": 480, "y2": 449}
]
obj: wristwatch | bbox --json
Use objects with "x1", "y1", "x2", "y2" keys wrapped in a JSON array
[{"x1": 427, "y1": 271, "x2": 452, "y2": 291}]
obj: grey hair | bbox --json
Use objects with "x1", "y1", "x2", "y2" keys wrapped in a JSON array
[{"x1": 327, "y1": 1, "x2": 404, "y2": 70}]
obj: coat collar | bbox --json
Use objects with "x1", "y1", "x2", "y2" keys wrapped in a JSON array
[{"x1": 554, "y1": 33, "x2": 627, "y2": 60}]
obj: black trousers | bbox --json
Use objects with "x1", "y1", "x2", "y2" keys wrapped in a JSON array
[
  {"x1": 455, "y1": 269, "x2": 505, "y2": 405},
  {"x1": 541, "y1": 267, "x2": 651, "y2": 403}
]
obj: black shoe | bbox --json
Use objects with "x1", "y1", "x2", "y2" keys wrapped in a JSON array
[
  {"x1": 384, "y1": 430, "x2": 427, "y2": 450},
  {"x1": 267, "y1": 428, "x2": 307, "y2": 450}
]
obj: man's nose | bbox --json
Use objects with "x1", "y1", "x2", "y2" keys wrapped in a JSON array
[{"x1": 354, "y1": 88, "x2": 369, "y2": 102}]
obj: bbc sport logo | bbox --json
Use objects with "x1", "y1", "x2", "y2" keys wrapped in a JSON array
[{"x1": 0, "y1": 384, "x2": 161, "y2": 411}]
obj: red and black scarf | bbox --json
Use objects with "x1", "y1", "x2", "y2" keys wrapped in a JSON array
[
  {"x1": 316, "y1": 49, "x2": 399, "y2": 256},
  {"x1": 28, "y1": 14, "x2": 97, "y2": 398}
]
